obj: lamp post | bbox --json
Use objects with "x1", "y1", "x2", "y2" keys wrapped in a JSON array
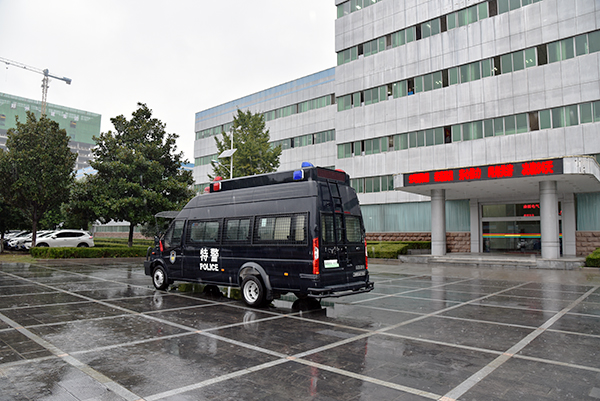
[{"x1": 217, "y1": 130, "x2": 236, "y2": 179}]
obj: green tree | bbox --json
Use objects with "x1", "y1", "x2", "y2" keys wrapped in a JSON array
[
  {"x1": 210, "y1": 109, "x2": 281, "y2": 180},
  {"x1": 89, "y1": 103, "x2": 194, "y2": 247},
  {"x1": 0, "y1": 112, "x2": 77, "y2": 247},
  {"x1": 0, "y1": 201, "x2": 27, "y2": 253}
]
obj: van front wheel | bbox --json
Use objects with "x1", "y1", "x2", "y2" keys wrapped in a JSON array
[
  {"x1": 241, "y1": 276, "x2": 265, "y2": 307},
  {"x1": 152, "y1": 266, "x2": 169, "y2": 291}
]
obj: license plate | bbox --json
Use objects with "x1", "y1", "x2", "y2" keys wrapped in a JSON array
[{"x1": 353, "y1": 271, "x2": 366, "y2": 277}]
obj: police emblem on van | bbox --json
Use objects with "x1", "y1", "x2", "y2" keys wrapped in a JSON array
[{"x1": 170, "y1": 251, "x2": 177, "y2": 264}]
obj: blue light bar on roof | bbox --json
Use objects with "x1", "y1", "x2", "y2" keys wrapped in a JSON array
[
  {"x1": 301, "y1": 162, "x2": 314, "y2": 168},
  {"x1": 293, "y1": 170, "x2": 304, "y2": 180}
]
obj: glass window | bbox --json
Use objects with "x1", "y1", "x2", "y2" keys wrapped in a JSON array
[
  {"x1": 595, "y1": 101, "x2": 600, "y2": 122},
  {"x1": 516, "y1": 113, "x2": 528, "y2": 133},
  {"x1": 398, "y1": 133, "x2": 409, "y2": 150},
  {"x1": 393, "y1": 30, "x2": 405, "y2": 47},
  {"x1": 372, "y1": 137, "x2": 380, "y2": 153},
  {"x1": 513, "y1": 50, "x2": 525, "y2": 71},
  {"x1": 373, "y1": 177, "x2": 381, "y2": 192},
  {"x1": 458, "y1": 9, "x2": 468, "y2": 27},
  {"x1": 425, "y1": 129, "x2": 434, "y2": 146},
  {"x1": 353, "y1": 92, "x2": 361, "y2": 107},
  {"x1": 482, "y1": 59, "x2": 492, "y2": 77},
  {"x1": 449, "y1": 67, "x2": 459, "y2": 85},
  {"x1": 431, "y1": 18, "x2": 441, "y2": 35},
  {"x1": 346, "y1": 216, "x2": 363, "y2": 243},
  {"x1": 406, "y1": 26, "x2": 415, "y2": 43},
  {"x1": 393, "y1": 80, "x2": 407, "y2": 98},
  {"x1": 225, "y1": 218, "x2": 251, "y2": 242},
  {"x1": 415, "y1": 76, "x2": 423, "y2": 93},
  {"x1": 590, "y1": 31, "x2": 600, "y2": 53},
  {"x1": 447, "y1": 13, "x2": 457, "y2": 30},
  {"x1": 575, "y1": 34, "x2": 588, "y2": 56},
  {"x1": 422, "y1": 21, "x2": 432, "y2": 39},
  {"x1": 380, "y1": 86, "x2": 388, "y2": 101},
  {"x1": 552, "y1": 107, "x2": 565, "y2": 128},
  {"x1": 504, "y1": 116, "x2": 516, "y2": 135},
  {"x1": 522, "y1": 0, "x2": 532, "y2": 4},
  {"x1": 478, "y1": 2, "x2": 489, "y2": 19},
  {"x1": 580, "y1": 102, "x2": 593, "y2": 124},
  {"x1": 498, "y1": 0, "x2": 510, "y2": 14},
  {"x1": 435, "y1": 128, "x2": 445, "y2": 144},
  {"x1": 452, "y1": 125, "x2": 462, "y2": 142},
  {"x1": 470, "y1": 62, "x2": 481, "y2": 81},
  {"x1": 409, "y1": 132, "x2": 417, "y2": 148},
  {"x1": 354, "y1": 141, "x2": 362, "y2": 156},
  {"x1": 565, "y1": 105, "x2": 579, "y2": 126},
  {"x1": 539, "y1": 109, "x2": 552, "y2": 129},
  {"x1": 561, "y1": 38, "x2": 575, "y2": 60},
  {"x1": 417, "y1": 131, "x2": 425, "y2": 147},
  {"x1": 472, "y1": 121, "x2": 483, "y2": 139},
  {"x1": 321, "y1": 214, "x2": 343, "y2": 245},
  {"x1": 433, "y1": 71, "x2": 443, "y2": 89},
  {"x1": 423, "y1": 73, "x2": 433, "y2": 92},
  {"x1": 525, "y1": 48, "x2": 536, "y2": 68},
  {"x1": 501, "y1": 54, "x2": 513, "y2": 73},
  {"x1": 462, "y1": 123, "x2": 472, "y2": 141},
  {"x1": 468, "y1": 5, "x2": 478, "y2": 23},
  {"x1": 484, "y1": 119, "x2": 494, "y2": 137},
  {"x1": 547, "y1": 41, "x2": 561, "y2": 63},
  {"x1": 378, "y1": 37, "x2": 386, "y2": 52},
  {"x1": 509, "y1": 0, "x2": 520, "y2": 10},
  {"x1": 460, "y1": 64, "x2": 470, "y2": 83}
]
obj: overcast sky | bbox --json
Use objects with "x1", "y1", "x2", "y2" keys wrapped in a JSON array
[{"x1": 0, "y1": 1, "x2": 336, "y2": 163}]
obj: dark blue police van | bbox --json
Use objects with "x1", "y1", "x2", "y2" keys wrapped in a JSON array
[{"x1": 144, "y1": 165, "x2": 374, "y2": 307}]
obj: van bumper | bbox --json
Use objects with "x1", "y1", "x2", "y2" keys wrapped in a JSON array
[{"x1": 306, "y1": 281, "x2": 374, "y2": 298}]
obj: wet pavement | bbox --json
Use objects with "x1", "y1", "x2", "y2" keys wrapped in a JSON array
[{"x1": 1, "y1": 259, "x2": 599, "y2": 400}]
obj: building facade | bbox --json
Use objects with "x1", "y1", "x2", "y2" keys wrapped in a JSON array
[
  {"x1": 194, "y1": 0, "x2": 600, "y2": 257},
  {"x1": 0, "y1": 92, "x2": 100, "y2": 170}
]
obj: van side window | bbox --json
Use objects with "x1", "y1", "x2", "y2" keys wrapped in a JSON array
[
  {"x1": 188, "y1": 220, "x2": 220, "y2": 243},
  {"x1": 345, "y1": 216, "x2": 364, "y2": 243},
  {"x1": 164, "y1": 220, "x2": 185, "y2": 249},
  {"x1": 225, "y1": 218, "x2": 251, "y2": 242},
  {"x1": 254, "y1": 213, "x2": 307, "y2": 244},
  {"x1": 321, "y1": 213, "x2": 343, "y2": 245}
]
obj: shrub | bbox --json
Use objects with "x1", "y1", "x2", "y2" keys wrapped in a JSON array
[
  {"x1": 586, "y1": 248, "x2": 600, "y2": 267},
  {"x1": 30, "y1": 246, "x2": 150, "y2": 259},
  {"x1": 366, "y1": 243, "x2": 409, "y2": 258}
]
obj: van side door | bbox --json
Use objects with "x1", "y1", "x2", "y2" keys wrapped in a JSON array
[
  {"x1": 161, "y1": 220, "x2": 185, "y2": 278},
  {"x1": 182, "y1": 220, "x2": 223, "y2": 283}
]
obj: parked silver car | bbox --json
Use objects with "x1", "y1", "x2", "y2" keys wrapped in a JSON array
[{"x1": 33, "y1": 230, "x2": 94, "y2": 248}]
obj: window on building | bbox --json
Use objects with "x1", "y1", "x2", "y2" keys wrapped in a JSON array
[
  {"x1": 552, "y1": 107, "x2": 565, "y2": 128},
  {"x1": 580, "y1": 103, "x2": 593, "y2": 124}
]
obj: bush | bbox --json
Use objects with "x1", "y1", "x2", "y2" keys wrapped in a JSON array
[
  {"x1": 586, "y1": 248, "x2": 600, "y2": 267},
  {"x1": 366, "y1": 242, "x2": 409, "y2": 259},
  {"x1": 93, "y1": 238, "x2": 154, "y2": 247},
  {"x1": 30, "y1": 246, "x2": 150, "y2": 259}
]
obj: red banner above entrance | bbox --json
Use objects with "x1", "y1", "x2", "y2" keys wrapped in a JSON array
[{"x1": 405, "y1": 158, "x2": 564, "y2": 187}]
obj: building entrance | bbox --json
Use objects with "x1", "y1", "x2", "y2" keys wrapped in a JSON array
[{"x1": 481, "y1": 203, "x2": 561, "y2": 254}]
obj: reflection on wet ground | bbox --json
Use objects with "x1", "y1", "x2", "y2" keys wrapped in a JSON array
[{"x1": 1, "y1": 260, "x2": 599, "y2": 400}]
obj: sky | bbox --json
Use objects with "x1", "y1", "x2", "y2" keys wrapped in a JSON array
[{"x1": 0, "y1": 0, "x2": 336, "y2": 163}]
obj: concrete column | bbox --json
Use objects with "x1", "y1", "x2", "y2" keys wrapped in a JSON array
[
  {"x1": 470, "y1": 199, "x2": 480, "y2": 253},
  {"x1": 431, "y1": 189, "x2": 446, "y2": 256},
  {"x1": 540, "y1": 181, "x2": 560, "y2": 259},
  {"x1": 562, "y1": 193, "x2": 576, "y2": 256}
]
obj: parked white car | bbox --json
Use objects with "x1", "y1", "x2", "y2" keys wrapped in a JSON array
[
  {"x1": 22, "y1": 231, "x2": 56, "y2": 250},
  {"x1": 34, "y1": 230, "x2": 94, "y2": 248}
]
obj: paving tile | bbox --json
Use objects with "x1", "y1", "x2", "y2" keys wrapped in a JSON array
[
  {"x1": 440, "y1": 304, "x2": 555, "y2": 327},
  {"x1": 1, "y1": 301, "x2": 125, "y2": 326},
  {"x1": 518, "y1": 331, "x2": 600, "y2": 369}
]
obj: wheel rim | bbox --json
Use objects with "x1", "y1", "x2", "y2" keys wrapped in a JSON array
[
  {"x1": 153, "y1": 269, "x2": 165, "y2": 288},
  {"x1": 243, "y1": 280, "x2": 259, "y2": 303}
]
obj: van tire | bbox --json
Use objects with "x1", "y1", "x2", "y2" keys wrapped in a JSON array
[
  {"x1": 241, "y1": 276, "x2": 265, "y2": 307},
  {"x1": 152, "y1": 266, "x2": 170, "y2": 291}
]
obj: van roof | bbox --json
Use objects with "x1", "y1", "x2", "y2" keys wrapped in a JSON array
[{"x1": 209, "y1": 166, "x2": 349, "y2": 193}]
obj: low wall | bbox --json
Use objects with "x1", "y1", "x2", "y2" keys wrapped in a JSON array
[
  {"x1": 366, "y1": 232, "x2": 470, "y2": 253},
  {"x1": 576, "y1": 231, "x2": 600, "y2": 256}
]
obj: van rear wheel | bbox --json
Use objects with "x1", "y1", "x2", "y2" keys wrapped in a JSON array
[{"x1": 241, "y1": 276, "x2": 265, "y2": 307}]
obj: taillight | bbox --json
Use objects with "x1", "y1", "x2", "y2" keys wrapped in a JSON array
[
  {"x1": 364, "y1": 239, "x2": 368, "y2": 270},
  {"x1": 313, "y1": 238, "x2": 320, "y2": 275},
  {"x1": 159, "y1": 240, "x2": 164, "y2": 252}
]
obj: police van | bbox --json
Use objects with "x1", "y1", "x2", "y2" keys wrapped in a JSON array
[{"x1": 144, "y1": 165, "x2": 374, "y2": 307}]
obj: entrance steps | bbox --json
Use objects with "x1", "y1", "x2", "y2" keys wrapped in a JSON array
[{"x1": 397, "y1": 253, "x2": 585, "y2": 270}]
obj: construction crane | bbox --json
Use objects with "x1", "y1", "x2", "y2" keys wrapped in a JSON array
[{"x1": 0, "y1": 57, "x2": 72, "y2": 116}]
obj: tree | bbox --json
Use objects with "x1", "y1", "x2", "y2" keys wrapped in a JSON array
[
  {"x1": 89, "y1": 103, "x2": 195, "y2": 247},
  {"x1": 210, "y1": 109, "x2": 281, "y2": 180},
  {"x1": 0, "y1": 112, "x2": 77, "y2": 247},
  {"x1": 0, "y1": 201, "x2": 27, "y2": 253}
]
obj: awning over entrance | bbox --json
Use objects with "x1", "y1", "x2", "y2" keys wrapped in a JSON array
[{"x1": 394, "y1": 156, "x2": 600, "y2": 202}]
